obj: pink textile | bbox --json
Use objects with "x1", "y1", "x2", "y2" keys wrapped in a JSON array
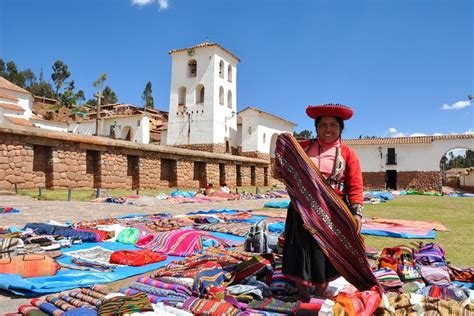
[
  {"x1": 363, "y1": 218, "x2": 448, "y2": 236},
  {"x1": 306, "y1": 139, "x2": 340, "y2": 178}
]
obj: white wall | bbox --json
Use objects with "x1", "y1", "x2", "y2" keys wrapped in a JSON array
[
  {"x1": 349, "y1": 138, "x2": 474, "y2": 172},
  {"x1": 69, "y1": 116, "x2": 150, "y2": 144},
  {"x1": 0, "y1": 88, "x2": 33, "y2": 121},
  {"x1": 166, "y1": 46, "x2": 238, "y2": 146},
  {"x1": 32, "y1": 120, "x2": 68, "y2": 132},
  {"x1": 240, "y1": 111, "x2": 259, "y2": 152}
]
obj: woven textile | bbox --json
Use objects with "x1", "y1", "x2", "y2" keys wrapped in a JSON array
[
  {"x1": 182, "y1": 297, "x2": 240, "y2": 316},
  {"x1": 332, "y1": 287, "x2": 382, "y2": 316},
  {"x1": 195, "y1": 222, "x2": 253, "y2": 237},
  {"x1": 136, "y1": 276, "x2": 192, "y2": 295},
  {"x1": 119, "y1": 288, "x2": 183, "y2": 305},
  {"x1": 57, "y1": 294, "x2": 93, "y2": 308},
  {"x1": 247, "y1": 297, "x2": 300, "y2": 314},
  {"x1": 231, "y1": 254, "x2": 274, "y2": 284},
  {"x1": 68, "y1": 292, "x2": 102, "y2": 307},
  {"x1": 98, "y1": 292, "x2": 154, "y2": 316},
  {"x1": 128, "y1": 282, "x2": 189, "y2": 300},
  {"x1": 0, "y1": 254, "x2": 60, "y2": 278},
  {"x1": 30, "y1": 299, "x2": 62, "y2": 316},
  {"x1": 136, "y1": 229, "x2": 230, "y2": 256},
  {"x1": 44, "y1": 296, "x2": 75, "y2": 311},
  {"x1": 17, "y1": 305, "x2": 48, "y2": 316},
  {"x1": 274, "y1": 133, "x2": 380, "y2": 291},
  {"x1": 193, "y1": 262, "x2": 232, "y2": 295}
]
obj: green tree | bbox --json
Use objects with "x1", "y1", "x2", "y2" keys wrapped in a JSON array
[
  {"x1": 21, "y1": 69, "x2": 36, "y2": 87},
  {"x1": 93, "y1": 73, "x2": 108, "y2": 91},
  {"x1": 59, "y1": 81, "x2": 77, "y2": 108},
  {"x1": 86, "y1": 98, "x2": 97, "y2": 107},
  {"x1": 293, "y1": 129, "x2": 313, "y2": 139},
  {"x1": 27, "y1": 68, "x2": 56, "y2": 99},
  {"x1": 51, "y1": 60, "x2": 71, "y2": 95},
  {"x1": 6, "y1": 61, "x2": 26, "y2": 87},
  {"x1": 142, "y1": 81, "x2": 154, "y2": 108},
  {"x1": 0, "y1": 59, "x2": 6, "y2": 77},
  {"x1": 76, "y1": 90, "x2": 85, "y2": 104},
  {"x1": 102, "y1": 86, "x2": 118, "y2": 104}
]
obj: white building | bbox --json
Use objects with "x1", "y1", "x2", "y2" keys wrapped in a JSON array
[
  {"x1": 0, "y1": 76, "x2": 67, "y2": 132},
  {"x1": 164, "y1": 42, "x2": 294, "y2": 158},
  {"x1": 344, "y1": 134, "x2": 474, "y2": 191}
]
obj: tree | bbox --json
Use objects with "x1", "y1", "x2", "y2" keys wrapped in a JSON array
[
  {"x1": 142, "y1": 81, "x2": 154, "y2": 108},
  {"x1": 93, "y1": 73, "x2": 108, "y2": 91},
  {"x1": 86, "y1": 98, "x2": 97, "y2": 107},
  {"x1": 76, "y1": 90, "x2": 85, "y2": 104},
  {"x1": 6, "y1": 61, "x2": 25, "y2": 87},
  {"x1": 51, "y1": 60, "x2": 71, "y2": 95},
  {"x1": 21, "y1": 69, "x2": 36, "y2": 87},
  {"x1": 293, "y1": 129, "x2": 313, "y2": 139},
  {"x1": 27, "y1": 68, "x2": 56, "y2": 99},
  {"x1": 59, "y1": 80, "x2": 77, "y2": 108},
  {"x1": 101, "y1": 86, "x2": 118, "y2": 104},
  {"x1": 0, "y1": 59, "x2": 6, "y2": 77}
]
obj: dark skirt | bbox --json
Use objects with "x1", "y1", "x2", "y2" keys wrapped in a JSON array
[{"x1": 282, "y1": 202, "x2": 340, "y2": 284}]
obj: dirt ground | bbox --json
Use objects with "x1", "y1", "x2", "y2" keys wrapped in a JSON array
[{"x1": 0, "y1": 194, "x2": 287, "y2": 313}]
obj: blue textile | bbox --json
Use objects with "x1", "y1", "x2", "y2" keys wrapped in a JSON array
[
  {"x1": 268, "y1": 222, "x2": 285, "y2": 234},
  {"x1": 361, "y1": 229, "x2": 436, "y2": 239},
  {"x1": 24, "y1": 223, "x2": 97, "y2": 242},
  {"x1": 171, "y1": 190, "x2": 196, "y2": 198},
  {"x1": 364, "y1": 191, "x2": 394, "y2": 201},
  {"x1": 263, "y1": 201, "x2": 290, "y2": 209},
  {"x1": 0, "y1": 242, "x2": 181, "y2": 296},
  {"x1": 186, "y1": 209, "x2": 239, "y2": 215}
]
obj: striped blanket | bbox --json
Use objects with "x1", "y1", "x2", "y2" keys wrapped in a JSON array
[{"x1": 274, "y1": 133, "x2": 380, "y2": 292}]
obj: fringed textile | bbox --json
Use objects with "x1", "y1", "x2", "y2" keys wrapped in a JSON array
[{"x1": 274, "y1": 133, "x2": 380, "y2": 291}]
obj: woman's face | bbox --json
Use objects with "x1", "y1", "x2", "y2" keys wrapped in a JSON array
[{"x1": 316, "y1": 116, "x2": 341, "y2": 143}]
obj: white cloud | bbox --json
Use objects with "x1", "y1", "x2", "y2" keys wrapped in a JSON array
[
  {"x1": 132, "y1": 0, "x2": 154, "y2": 6},
  {"x1": 158, "y1": 0, "x2": 170, "y2": 10},
  {"x1": 386, "y1": 128, "x2": 404, "y2": 137},
  {"x1": 441, "y1": 100, "x2": 471, "y2": 110},
  {"x1": 409, "y1": 133, "x2": 427, "y2": 137}
]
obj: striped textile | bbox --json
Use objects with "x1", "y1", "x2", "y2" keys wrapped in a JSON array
[
  {"x1": 247, "y1": 297, "x2": 300, "y2": 314},
  {"x1": 373, "y1": 268, "x2": 403, "y2": 289},
  {"x1": 30, "y1": 299, "x2": 63, "y2": 316},
  {"x1": 274, "y1": 133, "x2": 380, "y2": 292},
  {"x1": 231, "y1": 254, "x2": 274, "y2": 284},
  {"x1": 68, "y1": 292, "x2": 102, "y2": 307},
  {"x1": 192, "y1": 262, "x2": 232, "y2": 295},
  {"x1": 119, "y1": 288, "x2": 183, "y2": 305},
  {"x1": 91, "y1": 284, "x2": 110, "y2": 295},
  {"x1": 18, "y1": 304, "x2": 48, "y2": 316},
  {"x1": 413, "y1": 297, "x2": 474, "y2": 315},
  {"x1": 182, "y1": 297, "x2": 240, "y2": 316},
  {"x1": 136, "y1": 229, "x2": 230, "y2": 256},
  {"x1": 98, "y1": 292, "x2": 153, "y2": 316},
  {"x1": 136, "y1": 276, "x2": 192, "y2": 295},
  {"x1": 195, "y1": 222, "x2": 253, "y2": 237},
  {"x1": 419, "y1": 265, "x2": 451, "y2": 286},
  {"x1": 128, "y1": 282, "x2": 189, "y2": 300},
  {"x1": 57, "y1": 294, "x2": 94, "y2": 308},
  {"x1": 80, "y1": 289, "x2": 105, "y2": 299},
  {"x1": 332, "y1": 287, "x2": 382, "y2": 316},
  {"x1": 44, "y1": 296, "x2": 75, "y2": 311}
]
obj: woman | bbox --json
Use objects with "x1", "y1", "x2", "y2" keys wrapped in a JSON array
[{"x1": 281, "y1": 103, "x2": 365, "y2": 300}]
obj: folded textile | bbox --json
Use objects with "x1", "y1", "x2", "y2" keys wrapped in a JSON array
[
  {"x1": 99, "y1": 292, "x2": 154, "y2": 315},
  {"x1": 0, "y1": 254, "x2": 60, "y2": 278},
  {"x1": 182, "y1": 296, "x2": 240, "y2": 315},
  {"x1": 0, "y1": 207, "x2": 20, "y2": 214},
  {"x1": 17, "y1": 304, "x2": 48, "y2": 316},
  {"x1": 24, "y1": 223, "x2": 97, "y2": 242},
  {"x1": 128, "y1": 282, "x2": 189, "y2": 300},
  {"x1": 247, "y1": 297, "x2": 300, "y2": 314},
  {"x1": 136, "y1": 276, "x2": 192, "y2": 296},
  {"x1": 109, "y1": 250, "x2": 167, "y2": 266}
]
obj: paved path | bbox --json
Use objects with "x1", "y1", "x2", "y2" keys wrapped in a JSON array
[{"x1": 0, "y1": 194, "x2": 288, "y2": 313}]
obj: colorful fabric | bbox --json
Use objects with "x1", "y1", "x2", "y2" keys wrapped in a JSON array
[
  {"x1": 0, "y1": 254, "x2": 60, "y2": 278},
  {"x1": 119, "y1": 288, "x2": 183, "y2": 305},
  {"x1": 413, "y1": 297, "x2": 474, "y2": 315},
  {"x1": 65, "y1": 246, "x2": 114, "y2": 265},
  {"x1": 91, "y1": 284, "x2": 110, "y2": 295},
  {"x1": 136, "y1": 229, "x2": 230, "y2": 256},
  {"x1": 247, "y1": 297, "x2": 300, "y2": 314},
  {"x1": 231, "y1": 254, "x2": 274, "y2": 284},
  {"x1": 332, "y1": 286, "x2": 382, "y2": 316},
  {"x1": 116, "y1": 228, "x2": 139, "y2": 244},
  {"x1": 57, "y1": 294, "x2": 93, "y2": 308},
  {"x1": 109, "y1": 250, "x2": 167, "y2": 266},
  {"x1": 274, "y1": 133, "x2": 379, "y2": 292},
  {"x1": 182, "y1": 297, "x2": 240, "y2": 316},
  {"x1": 68, "y1": 291, "x2": 102, "y2": 307},
  {"x1": 424, "y1": 284, "x2": 470, "y2": 301},
  {"x1": 193, "y1": 262, "x2": 232, "y2": 295},
  {"x1": 18, "y1": 305, "x2": 48, "y2": 316},
  {"x1": 129, "y1": 282, "x2": 189, "y2": 300},
  {"x1": 45, "y1": 296, "x2": 75, "y2": 311},
  {"x1": 98, "y1": 292, "x2": 153, "y2": 315},
  {"x1": 415, "y1": 243, "x2": 447, "y2": 266},
  {"x1": 30, "y1": 299, "x2": 63, "y2": 316},
  {"x1": 373, "y1": 268, "x2": 403, "y2": 289},
  {"x1": 136, "y1": 276, "x2": 192, "y2": 295},
  {"x1": 80, "y1": 289, "x2": 105, "y2": 299},
  {"x1": 0, "y1": 207, "x2": 20, "y2": 214},
  {"x1": 195, "y1": 222, "x2": 253, "y2": 237},
  {"x1": 71, "y1": 258, "x2": 115, "y2": 272},
  {"x1": 419, "y1": 265, "x2": 451, "y2": 286}
]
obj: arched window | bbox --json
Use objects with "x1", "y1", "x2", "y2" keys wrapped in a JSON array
[
  {"x1": 178, "y1": 87, "x2": 186, "y2": 106},
  {"x1": 196, "y1": 84, "x2": 205, "y2": 104},
  {"x1": 227, "y1": 90, "x2": 232, "y2": 108},
  {"x1": 219, "y1": 86, "x2": 224, "y2": 105},
  {"x1": 227, "y1": 65, "x2": 232, "y2": 82},
  {"x1": 219, "y1": 60, "x2": 224, "y2": 79},
  {"x1": 188, "y1": 59, "x2": 197, "y2": 77}
]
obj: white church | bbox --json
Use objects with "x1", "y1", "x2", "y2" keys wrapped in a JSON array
[{"x1": 161, "y1": 42, "x2": 296, "y2": 159}]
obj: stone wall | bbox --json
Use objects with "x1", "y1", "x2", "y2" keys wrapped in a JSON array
[
  {"x1": 362, "y1": 172, "x2": 386, "y2": 190},
  {"x1": 175, "y1": 143, "x2": 226, "y2": 154},
  {"x1": 0, "y1": 127, "x2": 271, "y2": 190},
  {"x1": 240, "y1": 151, "x2": 271, "y2": 161},
  {"x1": 398, "y1": 171, "x2": 442, "y2": 192}
]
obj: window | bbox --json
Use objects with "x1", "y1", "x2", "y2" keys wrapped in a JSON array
[
  {"x1": 387, "y1": 148, "x2": 397, "y2": 165},
  {"x1": 227, "y1": 90, "x2": 232, "y2": 108},
  {"x1": 196, "y1": 84, "x2": 205, "y2": 104},
  {"x1": 219, "y1": 60, "x2": 224, "y2": 79},
  {"x1": 263, "y1": 133, "x2": 266, "y2": 143},
  {"x1": 188, "y1": 59, "x2": 197, "y2": 77},
  {"x1": 219, "y1": 86, "x2": 224, "y2": 105},
  {"x1": 178, "y1": 86, "x2": 186, "y2": 106},
  {"x1": 227, "y1": 65, "x2": 232, "y2": 82}
]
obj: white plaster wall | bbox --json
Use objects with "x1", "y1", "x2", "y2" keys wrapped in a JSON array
[
  {"x1": 160, "y1": 130, "x2": 168, "y2": 145},
  {"x1": 167, "y1": 46, "x2": 239, "y2": 146},
  {"x1": 256, "y1": 115, "x2": 294, "y2": 153},
  {"x1": 240, "y1": 111, "x2": 259, "y2": 152},
  {"x1": 32, "y1": 120, "x2": 68, "y2": 132},
  {"x1": 0, "y1": 88, "x2": 33, "y2": 120},
  {"x1": 69, "y1": 116, "x2": 150, "y2": 144},
  {"x1": 349, "y1": 138, "x2": 474, "y2": 172}
]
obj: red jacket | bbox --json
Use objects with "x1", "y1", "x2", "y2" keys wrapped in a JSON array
[{"x1": 299, "y1": 139, "x2": 364, "y2": 206}]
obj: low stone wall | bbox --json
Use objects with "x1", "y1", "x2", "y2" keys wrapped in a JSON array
[
  {"x1": 175, "y1": 143, "x2": 226, "y2": 154},
  {"x1": 362, "y1": 172, "x2": 386, "y2": 190},
  {"x1": 0, "y1": 126, "x2": 270, "y2": 190},
  {"x1": 362, "y1": 171, "x2": 442, "y2": 192}
]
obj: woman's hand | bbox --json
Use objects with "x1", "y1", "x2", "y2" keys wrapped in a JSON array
[{"x1": 354, "y1": 215, "x2": 362, "y2": 233}]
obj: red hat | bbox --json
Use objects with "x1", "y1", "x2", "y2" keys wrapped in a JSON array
[{"x1": 306, "y1": 103, "x2": 353, "y2": 120}]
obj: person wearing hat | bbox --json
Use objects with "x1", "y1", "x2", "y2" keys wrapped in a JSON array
[{"x1": 282, "y1": 103, "x2": 364, "y2": 301}]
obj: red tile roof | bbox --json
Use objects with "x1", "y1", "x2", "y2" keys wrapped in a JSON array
[
  {"x1": 0, "y1": 76, "x2": 30, "y2": 94},
  {"x1": 0, "y1": 102, "x2": 25, "y2": 112},
  {"x1": 0, "y1": 92, "x2": 19, "y2": 101},
  {"x1": 343, "y1": 134, "x2": 474, "y2": 145},
  {"x1": 169, "y1": 42, "x2": 241, "y2": 62},
  {"x1": 5, "y1": 116, "x2": 34, "y2": 127}
]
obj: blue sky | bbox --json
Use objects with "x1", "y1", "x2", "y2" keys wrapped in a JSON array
[{"x1": 0, "y1": 0, "x2": 472, "y2": 139}]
